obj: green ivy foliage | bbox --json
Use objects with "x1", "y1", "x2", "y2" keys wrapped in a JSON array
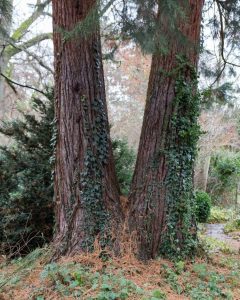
[
  {"x1": 0, "y1": 89, "x2": 54, "y2": 257},
  {"x1": 195, "y1": 191, "x2": 212, "y2": 223},
  {"x1": 160, "y1": 56, "x2": 202, "y2": 259},
  {"x1": 78, "y1": 95, "x2": 112, "y2": 251}
]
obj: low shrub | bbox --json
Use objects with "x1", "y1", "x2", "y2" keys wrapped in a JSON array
[
  {"x1": 195, "y1": 191, "x2": 212, "y2": 223},
  {"x1": 39, "y1": 262, "x2": 145, "y2": 299}
]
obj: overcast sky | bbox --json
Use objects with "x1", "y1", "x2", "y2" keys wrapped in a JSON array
[
  {"x1": 13, "y1": 0, "x2": 52, "y2": 34},
  {"x1": 11, "y1": 0, "x2": 240, "y2": 99}
]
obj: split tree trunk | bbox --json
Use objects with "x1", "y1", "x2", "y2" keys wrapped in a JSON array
[
  {"x1": 52, "y1": 0, "x2": 123, "y2": 256},
  {"x1": 128, "y1": 0, "x2": 204, "y2": 260}
]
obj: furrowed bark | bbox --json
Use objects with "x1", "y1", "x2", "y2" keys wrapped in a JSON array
[
  {"x1": 52, "y1": 0, "x2": 123, "y2": 256},
  {"x1": 128, "y1": 0, "x2": 204, "y2": 260}
]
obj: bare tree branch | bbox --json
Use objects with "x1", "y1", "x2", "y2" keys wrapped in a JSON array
[
  {"x1": 0, "y1": 72, "x2": 48, "y2": 96},
  {"x1": 215, "y1": 0, "x2": 240, "y2": 68},
  {"x1": 5, "y1": 32, "x2": 52, "y2": 58},
  {"x1": 11, "y1": 0, "x2": 51, "y2": 42},
  {"x1": 22, "y1": 48, "x2": 53, "y2": 74}
]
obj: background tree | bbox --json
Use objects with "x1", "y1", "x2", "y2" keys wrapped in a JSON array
[
  {"x1": 0, "y1": 0, "x2": 13, "y2": 104},
  {"x1": 0, "y1": 0, "x2": 53, "y2": 131},
  {"x1": 0, "y1": 0, "x2": 52, "y2": 100},
  {"x1": 208, "y1": 150, "x2": 240, "y2": 207},
  {"x1": 194, "y1": 106, "x2": 239, "y2": 192},
  {"x1": 52, "y1": 0, "x2": 123, "y2": 257}
]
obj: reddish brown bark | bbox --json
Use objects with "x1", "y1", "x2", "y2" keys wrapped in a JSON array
[
  {"x1": 52, "y1": 0, "x2": 123, "y2": 256},
  {"x1": 128, "y1": 0, "x2": 204, "y2": 259}
]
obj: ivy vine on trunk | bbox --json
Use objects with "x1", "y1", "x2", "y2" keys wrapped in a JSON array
[
  {"x1": 52, "y1": 0, "x2": 123, "y2": 257},
  {"x1": 128, "y1": 0, "x2": 204, "y2": 260}
]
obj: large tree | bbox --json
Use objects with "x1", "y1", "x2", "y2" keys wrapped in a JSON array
[
  {"x1": 128, "y1": 0, "x2": 204, "y2": 260},
  {"x1": 52, "y1": 0, "x2": 123, "y2": 257}
]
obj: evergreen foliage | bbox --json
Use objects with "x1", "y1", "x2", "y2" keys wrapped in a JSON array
[
  {"x1": 0, "y1": 0, "x2": 12, "y2": 38},
  {"x1": 0, "y1": 90, "x2": 54, "y2": 256},
  {"x1": 195, "y1": 191, "x2": 212, "y2": 223},
  {"x1": 112, "y1": 138, "x2": 136, "y2": 196},
  {"x1": 0, "y1": 89, "x2": 135, "y2": 256},
  {"x1": 60, "y1": 1, "x2": 114, "y2": 42},
  {"x1": 118, "y1": 0, "x2": 187, "y2": 54},
  {"x1": 0, "y1": 0, "x2": 12, "y2": 25},
  {"x1": 207, "y1": 151, "x2": 240, "y2": 205},
  {"x1": 201, "y1": 83, "x2": 236, "y2": 109},
  {"x1": 211, "y1": 0, "x2": 240, "y2": 53},
  {"x1": 199, "y1": 0, "x2": 240, "y2": 100}
]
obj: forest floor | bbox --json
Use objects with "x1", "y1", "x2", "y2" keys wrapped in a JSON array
[{"x1": 0, "y1": 229, "x2": 240, "y2": 300}]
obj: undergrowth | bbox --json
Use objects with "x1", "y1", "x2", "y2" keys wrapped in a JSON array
[
  {"x1": 208, "y1": 206, "x2": 235, "y2": 224},
  {"x1": 199, "y1": 235, "x2": 234, "y2": 254},
  {"x1": 0, "y1": 244, "x2": 240, "y2": 300},
  {"x1": 224, "y1": 219, "x2": 240, "y2": 234}
]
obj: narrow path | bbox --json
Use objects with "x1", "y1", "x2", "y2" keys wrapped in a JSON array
[{"x1": 205, "y1": 223, "x2": 240, "y2": 251}]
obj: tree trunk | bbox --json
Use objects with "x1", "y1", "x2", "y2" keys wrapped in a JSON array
[
  {"x1": 0, "y1": 0, "x2": 12, "y2": 119},
  {"x1": 0, "y1": 53, "x2": 9, "y2": 115},
  {"x1": 128, "y1": 0, "x2": 204, "y2": 260},
  {"x1": 52, "y1": 0, "x2": 123, "y2": 256},
  {"x1": 194, "y1": 154, "x2": 211, "y2": 192}
]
